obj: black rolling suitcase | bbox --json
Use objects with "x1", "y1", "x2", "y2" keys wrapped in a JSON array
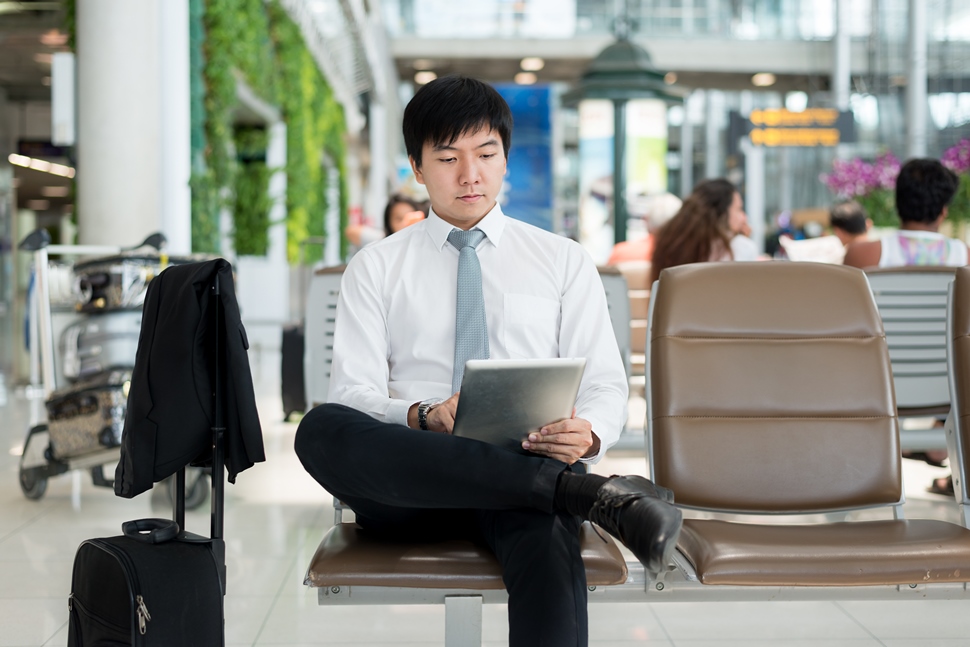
[
  {"x1": 68, "y1": 521, "x2": 223, "y2": 645},
  {"x1": 67, "y1": 263, "x2": 260, "y2": 647},
  {"x1": 281, "y1": 323, "x2": 306, "y2": 420}
]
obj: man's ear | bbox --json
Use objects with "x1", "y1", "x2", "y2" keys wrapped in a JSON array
[
  {"x1": 865, "y1": 218, "x2": 873, "y2": 231},
  {"x1": 409, "y1": 156, "x2": 425, "y2": 185}
]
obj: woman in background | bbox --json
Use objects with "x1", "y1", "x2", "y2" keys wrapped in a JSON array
[
  {"x1": 345, "y1": 194, "x2": 428, "y2": 248},
  {"x1": 649, "y1": 179, "x2": 755, "y2": 284},
  {"x1": 383, "y1": 193, "x2": 427, "y2": 237}
]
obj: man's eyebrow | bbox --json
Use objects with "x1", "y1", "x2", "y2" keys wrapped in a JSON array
[{"x1": 431, "y1": 139, "x2": 499, "y2": 152}]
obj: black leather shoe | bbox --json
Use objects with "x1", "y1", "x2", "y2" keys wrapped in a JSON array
[
  {"x1": 587, "y1": 475, "x2": 683, "y2": 573},
  {"x1": 634, "y1": 477, "x2": 674, "y2": 504}
]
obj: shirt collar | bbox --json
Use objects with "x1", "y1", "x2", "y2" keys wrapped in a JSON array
[{"x1": 426, "y1": 202, "x2": 507, "y2": 251}]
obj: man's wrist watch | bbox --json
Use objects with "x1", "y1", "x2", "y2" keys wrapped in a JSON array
[{"x1": 417, "y1": 398, "x2": 444, "y2": 430}]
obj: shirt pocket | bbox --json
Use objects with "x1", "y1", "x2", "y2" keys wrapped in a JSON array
[{"x1": 503, "y1": 293, "x2": 561, "y2": 358}]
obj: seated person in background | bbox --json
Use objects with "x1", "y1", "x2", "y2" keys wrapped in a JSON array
[
  {"x1": 778, "y1": 202, "x2": 871, "y2": 264},
  {"x1": 649, "y1": 178, "x2": 755, "y2": 283},
  {"x1": 295, "y1": 74, "x2": 682, "y2": 647},
  {"x1": 383, "y1": 193, "x2": 428, "y2": 237},
  {"x1": 606, "y1": 192, "x2": 683, "y2": 264},
  {"x1": 844, "y1": 160, "x2": 965, "y2": 497},
  {"x1": 830, "y1": 200, "x2": 872, "y2": 248},
  {"x1": 344, "y1": 194, "x2": 428, "y2": 248},
  {"x1": 843, "y1": 158, "x2": 968, "y2": 269}
]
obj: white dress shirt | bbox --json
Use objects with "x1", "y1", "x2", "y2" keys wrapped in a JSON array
[{"x1": 328, "y1": 204, "x2": 629, "y2": 462}]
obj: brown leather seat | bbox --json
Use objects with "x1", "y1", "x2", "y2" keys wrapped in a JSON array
[
  {"x1": 650, "y1": 262, "x2": 970, "y2": 586},
  {"x1": 306, "y1": 522, "x2": 628, "y2": 589},
  {"x1": 949, "y1": 267, "x2": 970, "y2": 516}
]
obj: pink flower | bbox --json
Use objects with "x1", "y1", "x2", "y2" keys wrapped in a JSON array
[
  {"x1": 942, "y1": 139, "x2": 970, "y2": 175},
  {"x1": 820, "y1": 152, "x2": 900, "y2": 199}
]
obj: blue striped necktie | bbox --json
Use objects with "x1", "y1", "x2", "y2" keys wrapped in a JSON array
[{"x1": 448, "y1": 228, "x2": 489, "y2": 393}]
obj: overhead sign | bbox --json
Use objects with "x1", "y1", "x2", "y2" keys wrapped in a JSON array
[{"x1": 728, "y1": 109, "x2": 857, "y2": 152}]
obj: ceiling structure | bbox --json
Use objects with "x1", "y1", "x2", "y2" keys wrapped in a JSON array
[
  {"x1": 0, "y1": 1, "x2": 72, "y2": 216},
  {"x1": 0, "y1": 1, "x2": 65, "y2": 101},
  {"x1": 393, "y1": 55, "x2": 833, "y2": 95}
]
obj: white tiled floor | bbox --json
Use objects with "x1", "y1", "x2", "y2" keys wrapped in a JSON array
[{"x1": 2, "y1": 348, "x2": 969, "y2": 646}]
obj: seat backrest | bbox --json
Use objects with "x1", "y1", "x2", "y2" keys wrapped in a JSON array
[
  {"x1": 866, "y1": 266, "x2": 956, "y2": 414},
  {"x1": 615, "y1": 261, "x2": 650, "y2": 359},
  {"x1": 947, "y1": 266, "x2": 970, "y2": 510},
  {"x1": 304, "y1": 265, "x2": 345, "y2": 408},
  {"x1": 597, "y1": 266, "x2": 631, "y2": 380},
  {"x1": 648, "y1": 262, "x2": 901, "y2": 513}
]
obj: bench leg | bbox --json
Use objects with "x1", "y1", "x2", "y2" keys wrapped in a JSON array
[{"x1": 445, "y1": 595, "x2": 483, "y2": 647}]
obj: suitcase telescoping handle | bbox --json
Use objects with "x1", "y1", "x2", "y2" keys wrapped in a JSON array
[{"x1": 122, "y1": 518, "x2": 180, "y2": 544}]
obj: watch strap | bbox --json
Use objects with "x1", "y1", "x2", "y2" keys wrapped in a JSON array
[{"x1": 417, "y1": 398, "x2": 443, "y2": 430}]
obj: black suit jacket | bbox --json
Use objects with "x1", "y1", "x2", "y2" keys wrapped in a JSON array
[{"x1": 115, "y1": 259, "x2": 265, "y2": 498}]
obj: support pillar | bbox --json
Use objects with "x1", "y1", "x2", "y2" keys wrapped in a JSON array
[
  {"x1": 833, "y1": 0, "x2": 851, "y2": 113},
  {"x1": 742, "y1": 139, "x2": 766, "y2": 255},
  {"x1": 365, "y1": 101, "x2": 389, "y2": 226},
  {"x1": 680, "y1": 92, "x2": 694, "y2": 197},
  {"x1": 0, "y1": 87, "x2": 14, "y2": 381},
  {"x1": 704, "y1": 90, "x2": 722, "y2": 179},
  {"x1": 613, "y1": 99, "x2": 627, "y2": 245},
  {"x1": 77, "y1": 0, "x2": 191, "y2": 249},
  {"x1": 906, "y1": 0, "x2": 928, "y2": 158},
  {"x1": 779, "y1": 147, "x2": 792, "y2": 217},
  {"x1": 159, "y1": 0, "x2": 192, "y2": 254}
]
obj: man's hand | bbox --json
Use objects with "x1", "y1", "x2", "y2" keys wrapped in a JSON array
[
  {"x1": 522, "y1": 411, "x2": 600, "y2": 464},
  {"x1": 407, "y1": 393, "x2": 460, "y2": 433}
]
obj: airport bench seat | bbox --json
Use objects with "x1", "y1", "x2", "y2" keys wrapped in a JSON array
[
  {"x1": 946, "y1": 267, "x2": 970, "y2": 528},
  {"x1": 304, "y1": 262, "x2": 970, "y2": 647},
  {"x1": 678, "y1": 518, "x2": 970, "y2": 586},
  {"x1": 867, "y1": 266, "x2": 957, "y2": 451},
  {"x1": 647, "y1": 263, "x2": 970, "y2": 597},
  {"x1": 306, "y1": 521, "x2": 628, "y2": 591}
]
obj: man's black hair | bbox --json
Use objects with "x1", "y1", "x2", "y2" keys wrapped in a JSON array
[
  {"x1": 896, "y1": 158, "x2": 959, "y2": 224},
  {"x1": 403, "y1": 75, "x2": 512, "y2": 167},
  {"x1": 829, "y1": 200, "x2": 868, "y2": 235}
]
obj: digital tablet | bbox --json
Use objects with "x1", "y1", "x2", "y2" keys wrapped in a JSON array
[{"x1": 451, "y1": 358, "x2": 587, "y2": 454}]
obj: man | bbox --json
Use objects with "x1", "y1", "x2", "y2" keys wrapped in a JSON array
[
  {"x1": 777, "y1": 201, "x2": 871, "y2": 264},
  {"x1": 843, "y1": 158, "x2": 967, "y2": 269},
  {"x1": 829, "y1": 200, "x2": 871, "y2": 248},
  {"x1": 844, "y1": 159, "x2": 966, "y2": 495},
  {"x1": 295, "y1": 75, "x2": 681, "y2": 646}
]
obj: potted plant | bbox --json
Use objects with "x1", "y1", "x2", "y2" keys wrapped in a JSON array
[
  {"x1": 941, "y1": 138, "x2": 970, "y2": 224},
  {"x1": 820, "y1": 152, "x2": 901, "y2": 227}
]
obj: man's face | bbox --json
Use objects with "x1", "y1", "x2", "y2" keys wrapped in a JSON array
[{"x1": 410, "y1": 128, "x2": 507, "y2": 230}]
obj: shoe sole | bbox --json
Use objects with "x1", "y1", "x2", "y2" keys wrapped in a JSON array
[
  {"x1": 642, "y1": 508, "x2": 683, "y2": 575},
  {"x1": 659, "y1": 510, "x2": 683, "y2": 569}
]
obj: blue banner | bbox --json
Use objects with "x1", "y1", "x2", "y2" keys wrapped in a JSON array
[{"x1": 494, "y1": 84, "x2": 554, "y2": 232}]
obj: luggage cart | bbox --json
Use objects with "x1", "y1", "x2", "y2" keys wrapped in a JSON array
[{"x1": 16, "y1": 229, "x2": 208, "y2": 507}]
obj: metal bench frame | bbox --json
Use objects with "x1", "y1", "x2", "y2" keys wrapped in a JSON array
[{"x1": 306, "y1": 263, "x2": 970, "y2": 647}]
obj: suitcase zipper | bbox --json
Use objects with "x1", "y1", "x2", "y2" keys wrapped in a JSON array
[
  {"x1": 87, "y1": 539, "x2": 152, "y2": 637},
  {"x1": 136, "y1": 594, "x2": 151, "y2": 634}
]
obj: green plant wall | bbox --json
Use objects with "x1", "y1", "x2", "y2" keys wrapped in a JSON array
[
  {"x1": 267, "y1": 1, "x2": 348, "y2": 263},
  {"x1": 192, "y1": 0, "x2": 347, "y2": 261},
  {"x1": 233, "y1": 127, "x2": 272, "y2": 256},
  {"x1": 66, "y1": 0, "x2": 345, "y2": 259}
]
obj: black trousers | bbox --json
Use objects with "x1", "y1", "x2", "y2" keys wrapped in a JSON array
[{"x1": 295, "y1": 403, "x2": 589, "y2": 647}]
